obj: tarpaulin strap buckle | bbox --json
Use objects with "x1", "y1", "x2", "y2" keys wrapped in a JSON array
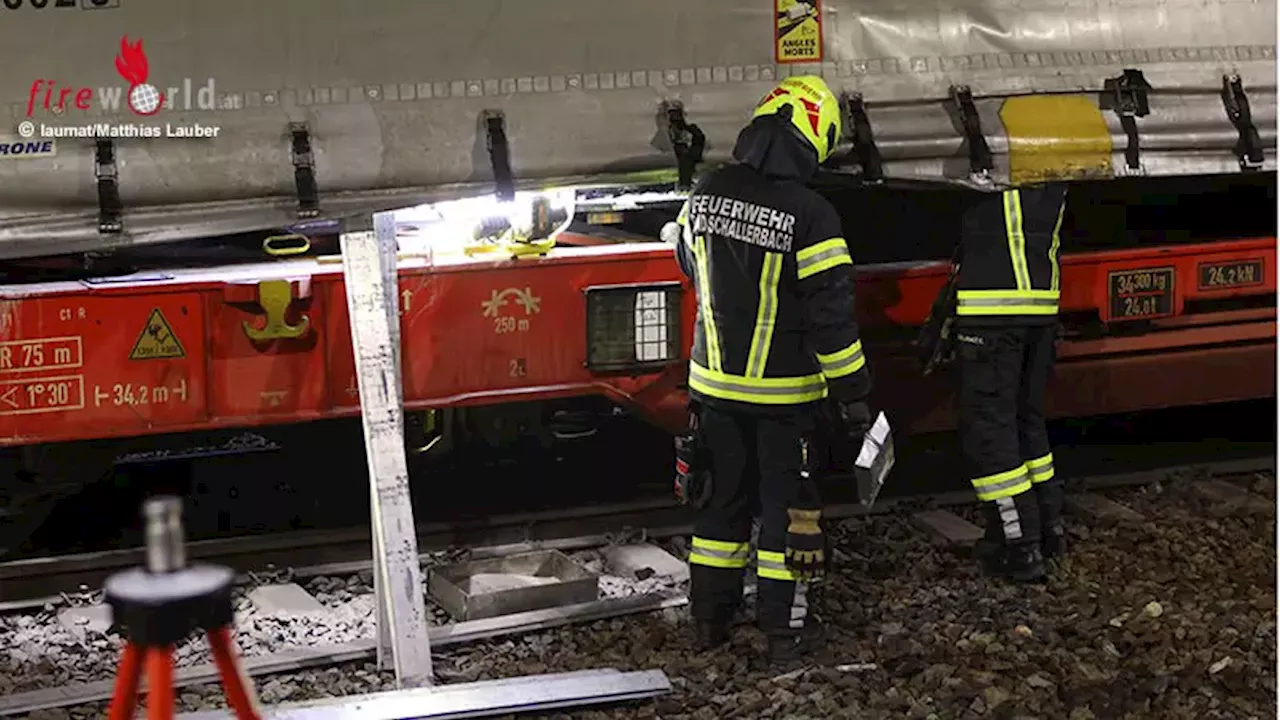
[
  {"x1": 948, "y1": 85, "x2": 993, "y2": 182},
  {"x1": 483, "y1": 110, "x2": 515, "y2": 202},
  {"x1": 1100, "y1": 69, "x2": 1152, "y2": 171},
  {"x1": 289, "y1": 122, "x2": 320, "y2": 218},
  {"x1": 1221, "y1": 74, "x2": 1265, "y2": 171},
  {"x1": 839, "y1": 92, "x2": 883, "y2": 183},
  {"x1": 661, "y1": 100, "x2": 706, "y2": 193},
  {"x1": 95, "y1": 139, "x2": 122, "y2": 234}
]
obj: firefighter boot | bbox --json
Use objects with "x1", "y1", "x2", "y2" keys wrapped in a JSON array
[
  {"x1": 1035, "y1": 479, "x2": 1068, "y2": 562},
  {"x1": 974, "y1": 498, "x2": 1047, "y2": 584},
  {"x1": 689, "y1": 565, "x2": 742, "y2": 652},
  {"x1": 766, "y1": 623, "x2": 827, "y2": 672},
  {"x1": 695, "y1": 619, "x2": 731, "y2": 652}
]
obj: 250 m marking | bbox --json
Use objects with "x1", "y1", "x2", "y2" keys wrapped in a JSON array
[{"x1": 493, "y1": 316, "x2": 530, "y2": 334}]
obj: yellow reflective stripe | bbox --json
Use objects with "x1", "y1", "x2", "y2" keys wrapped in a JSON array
[
  {"x1": 690, "y1": 552, "x2": 748, "y2": 569},
  {"x1": 692, "y1": 537, "x2": 748, "y2": 553},
  {"x1": 815, "y1": 339, "x2": 866, "y2": 380},
  {"x1": 756, "y1": 550, "x2": 798, "y2": 582},
  {"x1": 796, "y1": 237, "x2": 853, "y2": 280},
  {"x1": 1049, "y1": 198, "x2": 1065, "y2": 291},
  {"x1": 956, "y1": 304, "x2": 1059, "y2": 316},
  {"x1": 688, "y1": 361, "x2": 827, "y2": 405},
  {"x1": 676, "y1": 199, "x2": 690, "y2": 226},
  {"x1": 690, "y1": 235, "x2": 723, "y2": 371},
  {"x1": 689, "y1": 536, "x2": 751, "y2": 568},
  {"x1": 1003, "y1": 189, "x2": 1032, "y2": 291},
  {"x1": 955, "y1": 289, "x2": 1059, "y2": 316},
  {"x1": 746, "y1": 253, "x2": 783, "y2": 378},
  {"x1": 972, "y1": 464, "x2": 1033, "y2": 501},
  {"x1": 1026, "y1": 453, "x2": 1055, "y2": 483}
]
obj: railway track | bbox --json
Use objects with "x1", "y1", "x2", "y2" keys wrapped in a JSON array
[
  {"x1": 0, "y1": 449, "x2": 1272, "y2": 717},
  {"x1": 1, "y1": 450, "x2": 1271, "y2": 613}
]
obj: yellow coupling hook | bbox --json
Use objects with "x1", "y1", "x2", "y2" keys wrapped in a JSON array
[{"x1": 243, "y1": 279, "x2": 310, "y2": 341}]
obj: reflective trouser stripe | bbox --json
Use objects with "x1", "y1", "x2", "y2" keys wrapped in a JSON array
[
  {"x1": 746, "y1": 253, "x2": 783, "y2": 378},
  {"x1": 1027, "y1": 453, "x2": 1055, "y2": 483},
  {"x1": 971, "y1": 464, "x2": 1032, "y2": 501},
  {"x1": 796, "y1": 237, "x2": 852, "y2": 280},
  {"x1": 816, "y1": 339, "x2": 866, "y2": 380},
  {"x1": 688, "y1": 537, "x2": 750, "y2": 569},
  {"x1": 1003, "y1": 189, "x2": 1032, "y2": 291},
  {"x1": 688, "y1": 361, "x2": 828, "y2": 405},
  {"x1": 955, "y1": 289, "x2": 1059, "y2": 316},
  {"x1": 996, "y1": 496, "x2": 1024, "y2": 541},
  {"x1": 1049, "y1": 199, "x2": 1065, "y2": 291},
  {"x1": 756, "y1": 549, "x2": 797, "y2": 581},
  {"x1": 689, "y1": 235, "x2": 723, "y2": 371},
  {"x1": 788, "y1": 581, "x2": 808, "y2": 629}
]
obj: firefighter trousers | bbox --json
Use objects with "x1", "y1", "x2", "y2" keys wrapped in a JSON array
[
  {"x1": 687, "y1": 404, "x2": 814, "y2": 635},
  {"x1": 955, "y1": 323, "x2": 1061, "y2": 545}
]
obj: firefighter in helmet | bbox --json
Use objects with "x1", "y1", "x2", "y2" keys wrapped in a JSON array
[
  {"x1": 953, "y1": 185, "x2": 1069, "y2": 582},
  {"x1": 668, "y1": 75, "x2": 872, "y2": 667}
]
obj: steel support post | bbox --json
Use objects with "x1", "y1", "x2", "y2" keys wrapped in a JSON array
[{"x1": 339, "y1": 213, "x2": 433, "y2": 688}]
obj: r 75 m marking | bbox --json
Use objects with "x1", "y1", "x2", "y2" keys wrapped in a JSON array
[{"x1": 0, "y1": 337, "x2": 83, "y2": 373}]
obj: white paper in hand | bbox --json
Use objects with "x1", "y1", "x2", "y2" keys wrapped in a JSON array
[{"x1": 854, "y1": 411, "x2": 895, "y2": 507}]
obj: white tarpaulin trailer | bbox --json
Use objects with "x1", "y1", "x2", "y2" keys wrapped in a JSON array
[{"x1": 0, "y1": 0, "x2": 1274, "y2": 259}]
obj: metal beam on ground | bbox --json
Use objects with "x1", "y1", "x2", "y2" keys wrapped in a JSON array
[
  {"x1": 174, "y1": 669, "x2": 672, "y2": 719},
  {"x1": 340, "y1": 214, "x2": 433, "y2": 688}
]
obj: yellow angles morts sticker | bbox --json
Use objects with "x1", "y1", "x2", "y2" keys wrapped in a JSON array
[
  {"x1": 129, "y1": 308, "x2": 186, "y2": 360},
  {"x1": 775, "y1": 0, "x2": 823, "y2": 63}
]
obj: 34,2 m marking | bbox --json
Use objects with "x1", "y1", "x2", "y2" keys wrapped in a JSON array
[
  {"x1": 92, "y1": 378, "x2": 189, "y2": 408},
  {"x1": 0, "y1": 375, "x2": 85, "y2": 415},
  {"x1": 0, "y1": 336, "x2": 83, "y2": 374}
]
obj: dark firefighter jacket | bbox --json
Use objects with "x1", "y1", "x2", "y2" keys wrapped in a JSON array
[
  {"x1": 672, "y1": 115, "x2": 871, "y2": 412},
  {"x1": 955, "y1": 184, "x2": 1068, "y2": 326}
]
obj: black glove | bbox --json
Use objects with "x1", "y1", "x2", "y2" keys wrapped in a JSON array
[{"x1": 837, "y1": 399, "x2": 872, "y2": 441}]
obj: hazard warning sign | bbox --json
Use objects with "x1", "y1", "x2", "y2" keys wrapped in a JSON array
[
  {"x1": 775, "y1": 0, "x2": 823, "y2": 64},
  {"x1": 129, "y1": 308, "x2": 186, "y2": 360}
]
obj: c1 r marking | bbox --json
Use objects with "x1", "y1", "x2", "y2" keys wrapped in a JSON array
[
  {"x1": 0, "y1": 336, "x2": 83, "y2": 374},
  {"x1": 0, "y1": 375, "x2": 85, "y2": 415}
]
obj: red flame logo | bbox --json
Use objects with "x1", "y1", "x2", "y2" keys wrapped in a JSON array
[
  {"x1": 114, "y1": 35, "x2": 165, "y2": 116},
  {"x1": 114, "y1": 36, "x2": 150, "y2": 86}
]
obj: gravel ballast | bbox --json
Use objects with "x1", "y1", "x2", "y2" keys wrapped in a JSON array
[{"x1": 4, "y1": 472, "x2": 1274, "y2": 719}]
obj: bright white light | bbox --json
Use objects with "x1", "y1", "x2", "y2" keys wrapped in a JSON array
[{"x1": 392, "y1": 189, "x2": 577, "y2": 255}]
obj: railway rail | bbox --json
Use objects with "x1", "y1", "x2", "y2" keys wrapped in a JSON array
[
  {"x1": 2, "y1": 450, "x2": 1271, "y2": 612},
  {"x1": 0, "y1": 449, "x2": 1272, "y2": 716}
]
